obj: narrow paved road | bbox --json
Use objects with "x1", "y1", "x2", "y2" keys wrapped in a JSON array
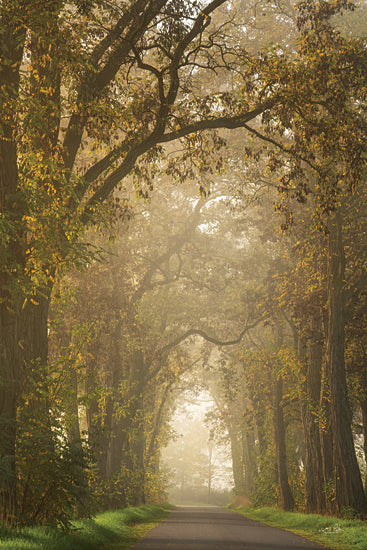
[{"x1": 130, "y1": 506, "x2": 330, "y2": 550}]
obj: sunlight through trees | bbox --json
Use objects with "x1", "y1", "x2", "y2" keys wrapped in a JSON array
[{"x1": 0, "y1": 0, "x2": 366, "y2": 527}]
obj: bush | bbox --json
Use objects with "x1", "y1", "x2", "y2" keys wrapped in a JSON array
[{"x1": 16, "y1": 403, "x2": 92, "y2": 527}]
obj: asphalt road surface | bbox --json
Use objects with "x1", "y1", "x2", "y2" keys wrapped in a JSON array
[{"x1": 130, "y1": 506, "x2": 330, "y2": 550}]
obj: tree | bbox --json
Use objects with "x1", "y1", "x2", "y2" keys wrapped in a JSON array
[
  {"x1": 240, "y1": 0, "x2": 367, "y2": 514},
  {"x1": 2, "y1": 0, "x2": 366, "y2": 523},
  {"x1": 0, "y1": 0, "x2": 278, "y2": 523}
]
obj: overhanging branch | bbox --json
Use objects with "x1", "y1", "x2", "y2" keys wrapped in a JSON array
[
  {"x1": 158, "y1": 316, "x2": 264, "y2": 357},
  {"x1": 78, "y1": 97, "x2": 278, "y2": 222},
  {"x1": 159, "y1": 98, "x2": 278, "y2": 143}
]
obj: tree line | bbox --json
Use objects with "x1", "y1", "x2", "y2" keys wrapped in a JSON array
[{"x1": 0, "y1": 0, "x2": 366, "y2": 526}]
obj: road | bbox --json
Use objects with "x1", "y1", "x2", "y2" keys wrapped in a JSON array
[{"x1": 130, "y1": 506, "x2": 330, "y2": 550}]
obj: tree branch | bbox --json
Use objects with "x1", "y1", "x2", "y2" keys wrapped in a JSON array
[
  {"x1": 159, "y1": 98, "x2": 278, "y2": 143},
  {"x1": 78, "y1": 97, "x2": 278, "y2": 222},
  {"x1": 158, "y1": 316, "x2": 264, "y2": 357},
  {"x1": 131, "y1": 198, "x2": 203, "y2": 303},
  {"x1": 62, "y1": 0, "x2": 168, "y2": 171},
  {"x1": 131, "y1": 44, "x2": 165, "y2": 103},
  {"x1": 241, "y1": 121, "x2": 318, "y2": 173}
]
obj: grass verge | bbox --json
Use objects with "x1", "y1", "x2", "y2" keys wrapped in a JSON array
[
  {"x1": 232, "y1": 506, "x2": 367, "y2": 550},
  {"x1": 0, "y1": 504, "x2": 174, "y2": 550}
]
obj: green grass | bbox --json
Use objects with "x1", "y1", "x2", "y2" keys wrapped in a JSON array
[
  {"x1": 0, "y1": 504, "x2": 174, "y2": 550},
  {"x1": 232, "y1": 506, "x2": 367, "y2": 550}
]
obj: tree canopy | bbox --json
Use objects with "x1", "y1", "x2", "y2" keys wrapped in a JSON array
[{"x1": 0, "y1": 0, "x2": 367, "y2": 526}]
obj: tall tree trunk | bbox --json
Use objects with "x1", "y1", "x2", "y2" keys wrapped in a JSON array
[
  {"x1": 228, "y1": 427, "x2": 246, "y2": 495},
  {"x1": 361, "y1": 398, "x2": 367, "y2": 491},
  {"x1": 299, "y1": 310, "x2": 326, "y2": 513},
  {"x1": 212, "y1": 389, "x2": 248, "y2": 497},
  {"x1": 0, "y1": 304, "x2": 22, "y2": 523},
  {"x1": 0, "y1": 17, "x2": 26, "y2": 520},
  {"x1": 327, "y1": 212, "x2": 367, "y2": 515},
  {"x1": 63, "y1": 366, "x2": 83, "y2": 449},
  {"x1": 251, "y1": 398, "x2": 267, "y2": 469},
  {"x1": 0, "y1": 289, "x2": 51, "y2": 523},
  {"x1": 319, "y1": 379, "x2": 335, "y2": 513},
  {"x1": 105, "y1": 328, "x2": 125, "y2": 478},
  {"x1": 146, "y1": 383, "x2": 171, "y2": 473},
  {"x1": 118, "y1": 350, "x2": 148, "y2": 505},
  {"x1": 318, "y1": 303, "x2": 335, "y2": 513},
  {"x1": 273, "y1": 377, "x2": 294, "y2": 511},
  {"x1": 0, "y1": 4, "x2": 61, "y2": 523},
  {"x1": 85, "y1": 355, "x2": 108, "y2": 477},
  {"x1": 243, "y1": 425, "x2": 257, "y2": 496}
]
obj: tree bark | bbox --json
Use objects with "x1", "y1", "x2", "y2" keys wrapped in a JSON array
[
  {"x1": 299, "y1": 310, "x2": 326, "y2": 513},
  {"x1": 228, "y1": 427, "x2": 246, "y2": 495},
  {"x1": 85, "y1": 353, "x2": 109, "y2": 478},
  {"x1": 361, "y1": 398, "x2": 367, "y2": 491},
  {"x1": 243, "y1": 426, "x2": 257, "y2": 495},
  {"x1": 319, "y1": 378, "x2": 335, "y2": 513},
  {"x1": 273, "y1": 377, "x2": 294, "y2": 511},
  {"x1": 327, "y1": 211, "x2": 367, "y2": 515},
  {"x1": 251, "y1": 396, "x2": 267, "y2": 468},
  {"x1": 0, "y1": 314, "x2": 18, "y2": 523},
  {"x1": 146, "y1": 382, "x2": 171, "y2": 473},
  {"x1": 0, "y1": 16, "x2": 26, "y2": 521},
  {"x1": 0, "y1": 4, "x2": 60, "y2": 523}
]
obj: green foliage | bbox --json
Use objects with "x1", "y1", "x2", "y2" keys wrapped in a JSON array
[
  {"x1": 1, "y1": 0, "x2": 366, "y2": 527},
  {"x1": 0, "y1": 504, "x2": 173, "y2": 550},
  {"x1": 144, "y1": 470, "x2": 169, "y2": 506},
  {"x1": 16, "y1": 412, "x2": 91, "y2": 527},
  {"x1": 241, "y1": 0, "x2": 367, "y2": 229},
  {"x1": 250, "y1": 447, "x2": 278, "y2": 508},
  {"x1": 88, "y1": 469, "x2": 141, "y2": 512},
  {"x1": 14, "y1": 365, "x2": 92, "y2": 527}
]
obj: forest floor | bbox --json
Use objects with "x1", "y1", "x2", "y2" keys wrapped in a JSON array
[
  {"x1": 0, "y1": 504, "x2": 173, "y2": 550},
  {"x1": 233, "y1": 505, "x2": 367, "y2": 550}
]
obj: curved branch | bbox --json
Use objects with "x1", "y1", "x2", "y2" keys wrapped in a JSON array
[
  {"x1": 155, "y1": 0, "x2": 228, "y2": 136},
  {"x1": 62, "y1": 0, "x2": 168, "y2": 171},
  {"x1": 158, "y1": 316, "x2": 264, "y2": 357},
  {"x1": 241, "y1": 122, "x2": 318, "y2": 173},
  {"x1": 131, "y1": 198, "x2": 203, "y2": 303},
  {"x1": 159, "y1": 98, "x2": 278, "y2": 143},
  {"x1": 131, "y1": 44, "x2": 165, "y2": 103},
  {"x1": 78, "y1": 97, "x2": 278, "y2": 221}
]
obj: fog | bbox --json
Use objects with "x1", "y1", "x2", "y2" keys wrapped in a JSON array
[
  {"x1": 161, "y1": 390, "x2": 234, "y2": 505},
  {"x1": 2, "y1": 0, "x2": 366, "y2": 528}
]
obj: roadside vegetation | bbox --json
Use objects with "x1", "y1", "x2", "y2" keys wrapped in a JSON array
[
  {"x1": 234, "y1": 506, "x2": 367, "y2": 550},
  {"x1": 0, "y1": 505, "x2": 173, "y2": 550}
]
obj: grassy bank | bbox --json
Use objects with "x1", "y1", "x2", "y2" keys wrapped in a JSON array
[
  {"x1": 233, "y1": 506, "x2": 367, "y2": 550},
  {"x1": 0, "y1": 504, "x2": 173, "y2": 550}
]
